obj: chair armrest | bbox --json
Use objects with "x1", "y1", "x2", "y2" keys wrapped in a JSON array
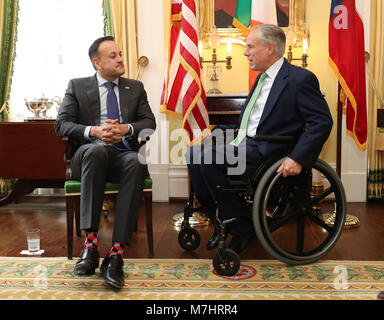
[
  {"x1": 62, "y1": 136, "x2": 72, "y2": 179},
  {"x1": 138, "y1": 135, "x2": 150, "y2": 147},
  {"x1": 138, "y1": 137, "x2": 151, "y2": 179}
]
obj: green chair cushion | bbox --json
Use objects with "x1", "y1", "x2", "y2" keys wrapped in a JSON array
[{"x1": 65, "y1": 177, "x2": 152, "y2": 195}]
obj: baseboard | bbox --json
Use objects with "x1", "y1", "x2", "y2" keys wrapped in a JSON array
[
  {"x1": 341, "y1": 171, "x2": 367, "y2": 202},
  {"x1": 169, "y1": 197, "x2": 188, "y2": 202},
  {"x1": 168, "y1": 164, "x2": 189, "y2": 198},
  {"x1": 149, "y1": 164, "x2": 170, "y2": 202},
  {"x1": 317, "y1": 163, "x2": 366, "y2": 202}
]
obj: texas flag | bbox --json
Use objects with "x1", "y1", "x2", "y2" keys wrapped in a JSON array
[
  {"x1": 329, "y1": 0, "x2": 367, "y2": 151},
  {"x1": 233, "y1": 0, "x2": 277, "y2": 89}
]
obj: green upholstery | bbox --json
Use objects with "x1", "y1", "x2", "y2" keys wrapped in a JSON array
[{"x1": 64, "y1": 177, "x2": 153, "y2": 195}]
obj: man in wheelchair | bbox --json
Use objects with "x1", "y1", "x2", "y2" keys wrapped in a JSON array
[{"x1": 186, "y1": 24, "x2": 333, "y2": 258}]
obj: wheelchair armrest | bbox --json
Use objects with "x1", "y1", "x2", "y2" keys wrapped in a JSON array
[{"x1": 250, "y1": 134, "x2": 296, "y2": 143}]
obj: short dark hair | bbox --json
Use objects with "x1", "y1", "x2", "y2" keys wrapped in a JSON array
[{"x1": 88, "y1": 36, "x2": 115, "y2": 61}]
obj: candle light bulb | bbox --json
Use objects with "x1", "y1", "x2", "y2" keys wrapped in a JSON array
[
  {"x1": 303, "y1": 39, "x2": 308, "y2": 54},
  {"x1": 227, "y1": 38, "x2": 232, "y2": 56},
  {"x1": 198, "y1": 42, "x2": 203, "y2": 57}
]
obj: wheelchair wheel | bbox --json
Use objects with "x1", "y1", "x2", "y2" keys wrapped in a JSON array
[
  {"x1": 253, "y1": 158, "x2": 346, "y2": 265},
  {"x1": 213, "y1": 248, "x2": 240, "y2": 276},
  {"x1": 178, "y1": 227, "x2": 201, "y2": 251}
]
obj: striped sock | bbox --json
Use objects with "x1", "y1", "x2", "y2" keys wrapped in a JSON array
[
  {"x1": 84, "y1": 231, "x2": 99, "y2": 249},
  {"x1": 109, "y1": 242, "x2": 124, "y2": 258}
]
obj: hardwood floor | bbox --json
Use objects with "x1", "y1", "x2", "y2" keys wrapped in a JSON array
[{"x1": 0, "y1": 196, "x2": 383, "y2": 261}]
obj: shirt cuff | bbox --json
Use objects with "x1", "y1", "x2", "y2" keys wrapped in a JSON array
[
  {"x1": 84, "y1": 126, "x2": 92, "y2": 140},
  {"x1": 126, "y1": 124, "x2": 134, "y2": 137}
]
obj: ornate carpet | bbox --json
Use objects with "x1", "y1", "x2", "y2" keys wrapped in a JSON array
[{"x1": 0, "y1": 257, "x2": 383, "y2": 300}]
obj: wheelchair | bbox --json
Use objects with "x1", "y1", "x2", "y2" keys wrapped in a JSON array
[{"x1": 178, "y1": 135, "x2": 347, "y2": 276}]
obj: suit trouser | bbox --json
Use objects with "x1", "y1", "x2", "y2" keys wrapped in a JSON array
[
  {"x1": 70, "y1": 143, "x2": 146, "y2": 243},
  {"x1": 186, "y1": 140, "x2": 263, "y2": 237}
]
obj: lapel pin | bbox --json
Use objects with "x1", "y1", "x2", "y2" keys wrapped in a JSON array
[{"x1": 125, "y1": 86, "x2": 130, "y2": 90}]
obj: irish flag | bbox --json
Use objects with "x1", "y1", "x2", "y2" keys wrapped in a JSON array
[{"x1": 233, "y1": 0, "x2": 277, "y2": 89}]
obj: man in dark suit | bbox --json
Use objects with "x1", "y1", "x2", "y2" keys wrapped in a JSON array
[
  {"x1": 55, "y1": 36, "x2": 156, "y2": 289},
  {"x1": 186, "y1": 24, "x2": 333, "y2": 254}
]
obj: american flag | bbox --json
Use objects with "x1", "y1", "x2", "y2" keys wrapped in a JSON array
[{"x1": 160, "y1": 0, "x2": 210, "y2": 146}]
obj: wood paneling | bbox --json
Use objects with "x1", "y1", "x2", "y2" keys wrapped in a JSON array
[{"x1": 0, "y1": 121, "x2": 66, "y2": 179}]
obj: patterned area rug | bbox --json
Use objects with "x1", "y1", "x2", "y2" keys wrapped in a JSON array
[{"x1": 0, "y1": 257, "x2": 383, "y2": 300}]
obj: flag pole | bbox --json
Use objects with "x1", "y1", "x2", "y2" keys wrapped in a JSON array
[
  {"x1": 336, "y1": 83, "x2": 342, "y2": 177},
  {"x1": 317, "y1": 83, "x2": 360, "y2": 228}
]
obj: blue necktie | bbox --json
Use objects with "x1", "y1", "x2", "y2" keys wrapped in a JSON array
[{"x1": 104, "y1": 81, "x2": 130, "y2": 151}]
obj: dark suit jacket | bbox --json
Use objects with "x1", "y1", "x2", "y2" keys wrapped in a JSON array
[
  {"x1": 54, "y1": 74, "x2": 156, "y2": 154},
  {"x1": 239, "y1": 59, "x2": 333, "y2": 169}
]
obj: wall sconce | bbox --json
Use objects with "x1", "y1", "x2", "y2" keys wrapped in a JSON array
[
  {"x1": 200, "y1": 26, "x2": 232, "y2": 94},
  {"x1": 286, "y1": 24, "x2": 309, "y2": 68}
]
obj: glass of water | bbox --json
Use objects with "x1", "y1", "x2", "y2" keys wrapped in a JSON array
[{"x1": 26, "y1": 229, "x2": 40, "y2": 252}]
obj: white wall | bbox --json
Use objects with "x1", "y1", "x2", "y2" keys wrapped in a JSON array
[{"x1": 136, "y1": 0, "x2": 170, "y2": 201}]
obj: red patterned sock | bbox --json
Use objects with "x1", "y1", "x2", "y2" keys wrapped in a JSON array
[
  {"x1": 109, "y1": 242, "x2": 124, "y2": 258},
  {"x1": 84, "y1": 231, "x2": 99, "y2": 249}
]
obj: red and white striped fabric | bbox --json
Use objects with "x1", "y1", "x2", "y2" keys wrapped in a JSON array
[{"x1": 160, "y1": 0, "x2": 210, "y2": 146}]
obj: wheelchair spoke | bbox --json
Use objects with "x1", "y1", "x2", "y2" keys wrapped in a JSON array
[
  {"x1": 308, "y1": 212, "x2": 334, "y2": 233},
  {"x1": 267, "y1": 209, "x2": 301, "y2": 233},
  {"x1": 307, "y1": 187, "x2": 334, "y2": 207}
]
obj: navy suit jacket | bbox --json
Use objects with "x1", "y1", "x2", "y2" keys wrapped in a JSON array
[{"x1": 238, "y1": 59, "x2": 333, "y2": 169}]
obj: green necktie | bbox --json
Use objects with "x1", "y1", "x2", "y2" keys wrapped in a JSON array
[{"x1": 230, "y1": 72, "x2": 267, "y2": 147}]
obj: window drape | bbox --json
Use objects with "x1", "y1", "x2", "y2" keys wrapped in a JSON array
[
  {"x1": 0, "y1": 0, "x2": 19, "y2": 121},
  {"x1": 103, "y1": 0, "x2": 138, "y2": 79},
  {"x1": 367, "y1": 0, "x2": 384, "y2": 200},
  {"x1": 0, "y1": 0, "x2": 19, "y2": 196}
]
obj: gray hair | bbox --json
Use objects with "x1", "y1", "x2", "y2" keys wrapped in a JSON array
[{"x1": 252, "y1": 24, "x2": 286, "y2": 57}]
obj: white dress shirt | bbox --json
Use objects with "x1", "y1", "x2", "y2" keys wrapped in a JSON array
[{"x1": 246, "y1": 57, "x2": 284, "y2": 137}]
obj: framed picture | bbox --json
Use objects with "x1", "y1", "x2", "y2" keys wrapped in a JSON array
[{"x1": 198, "y1": 0, "x2": 306, "y2": 43}]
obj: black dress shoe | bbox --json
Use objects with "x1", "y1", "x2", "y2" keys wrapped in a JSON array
[
  {"x1": 74, "y1": 247, "x2": 99, "y2": 276},
  {"x1": 100, "y1": 254, "x2": 125, "y2": 289},
  {"x1": 227, "y1": 234, "x2": 254, "y2": 254}
]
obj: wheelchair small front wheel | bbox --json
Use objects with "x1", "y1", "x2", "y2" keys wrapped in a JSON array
[
  {"x1": 213, "y1": 248, "x2": 240, "y2": 276},
  {"x1": 178, "y1": 228, "x2": 200, "y2": 251}
]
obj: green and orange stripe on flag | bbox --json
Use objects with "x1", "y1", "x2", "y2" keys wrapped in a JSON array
[{"x1": 232, "y1": 0, "x2": 277, "y2": 90}]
